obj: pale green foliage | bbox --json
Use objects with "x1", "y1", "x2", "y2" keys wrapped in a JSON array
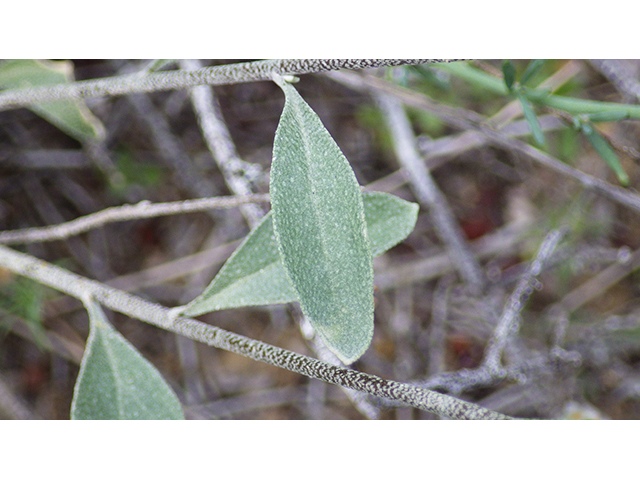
[
  {"x1": 0, "y1": 60, "x2": 105, "y2": 142},
  {"x1": 71, "y1": 298, "x2": 183, "y2": 420},
  {"x1": 270, "y1": 75, "x2": 374, "y2": 364},
  {"x1": 182, "y1": 192, "x2": 418, "y2": 316}
]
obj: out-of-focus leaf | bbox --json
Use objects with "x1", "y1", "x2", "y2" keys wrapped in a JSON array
[
  {"x1": 516, "y1": 91, "x2": 546, "y2": 146},
  {"x1": 0, "y1": 60, "x2": 105, "y2": 143},
  {"x1": 586, "y1": 110, "x2": 630, "y2": 123},
  {"x1": 520, "y1": 59, "x2": 546, "y2": 86},
  {"x1": 270, "y1": 75, "x2": 374, "y2": 364},
  {"x1": 71, "y1": 298, "x2": 184, "y2": 420},
  {"x1": 409, "y1": 65, "x2": 451, "y2": 90},
  {"x1": 580, "y1": 121, "x2": 629, "y2": 186},
  {"x1": 140, "y1": 59, "x2": 177, "y2": 74},
  {"x1": 501, "y1": 60, "x2": 517, "y2": 92},
  {"x1": 182, "y1": 192, "x2": 418, "y2": 317}
]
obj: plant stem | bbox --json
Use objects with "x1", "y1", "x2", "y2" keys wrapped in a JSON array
[
  {"x1": 438, "y1": 61, "x2": 640, "y2": 118},
  {"x1": 180, "y1": 59, "x2": 265, "y2": 227},
  {"x1": 327, "y1": 70, "x2": 640, "y2": 216},
  {"x1": 0, "y1": 194, "x2": 270, "y2": 245},
  {"x1": 0, "y1": 60, "x2": 444, "y2": 112},
  {"x1": 0, "y1": 244, "x2": 511, "y2": 420},
  {"x1": 377, "y1": 93, "x2": 486, "y2": 292},
  {"x1": 482, "y1": 228, "x2": 566, "y2": 372}
]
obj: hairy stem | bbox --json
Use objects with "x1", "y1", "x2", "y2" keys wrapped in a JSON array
[
  {"x1": 0, "y1": 59, "x2": 445, "y2": 112},
  {"x1": 0, "y1": 244, "x2": 510, "y2": 420}
]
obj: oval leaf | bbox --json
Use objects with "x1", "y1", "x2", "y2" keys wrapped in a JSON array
[
  {"x1": 181, "y1": 192, "x2": 419, "y2": 316},
  {"x1": 0, "y1": 60, "x2": 105, "y2": 143},
  {"x1": 71, "y1": 298, "x2": 184, "y2": 420},
  {"x1": 270, "y1": 75, "x2": 374, "y2": 364}
]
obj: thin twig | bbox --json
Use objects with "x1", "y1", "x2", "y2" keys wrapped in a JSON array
[
  {"x1": 375, "y1": 217, "x2": 532, "y2": 290},
  {"x1": 428, "y1": 274, "x2": 455, "y2": 377},
  {"x1": 0, "y1": 194, "x2": 270, "y2": 245},
  {"x1": 180, "y1": 59, "x2": 265, "y2": 227},
  {"x1": 551, "y1": 245, "x2": 640, "y2": 314},
  {"x1": 377, "y1": 94, "x2": 485, "y2": 292},
  {"x1": 299, "y1": 315, "x2": 382, "y2": 419},
  {"x1": 126, "y1": 90, "x2": 218, "y2": 200},
  {"x1": 482, "y1": 229, "x2": 566, "y2": 372},
  {"x1": 0, "y1": 60, "x2": 446, "y2": 112},
  {"x1": 588, "y1": 59, "x2": 640, "y2": 103},
  {"x1": 0, "y1": 244, "x2": 511, "y2": 420}
]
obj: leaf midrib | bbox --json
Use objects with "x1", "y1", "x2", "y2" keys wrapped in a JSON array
[{"x1": 289, "y1": 94, "x2": 341, "y2": 307}]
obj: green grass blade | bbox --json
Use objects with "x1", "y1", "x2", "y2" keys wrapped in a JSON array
[
  {"x1": 439, "y1": 62, "x2": 640, "y2": 119},
  {"x1": 516, "y1": 91, "x2": 546, "y2": 147},
  {"x1": 520, "y1": 59, "x2": 546, "y2": 86},
  {"x1": 71, "y1": 298, "x2": 184, "y2": 420},
  {"x1": 581, "y1": 122, "x2": 629, "y2": 186},
  {"x1": 270, "y1": 75, "x2": 374, "y2": 364}
]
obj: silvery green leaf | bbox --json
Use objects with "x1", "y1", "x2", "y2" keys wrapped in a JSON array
[
  {"x1": 182, "y1": 192, "x2": 418, "y2": 317},
  {"x1": 364, "y1": 192, "x2": 418, "y2": 256},
  {"x1": 0, "y1": 60, "x2": 105, "y2": 143},
  {"x1": 71, "y1": 298, "x2": 184, "y2": 420},
  {"x1": 270, "y1": 75, "x2": 374, "y2": 364},
  {"x1": 183, "y1": 211, "x2": 294, "y2": 316}
]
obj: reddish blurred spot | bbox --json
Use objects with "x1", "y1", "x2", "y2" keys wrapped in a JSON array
[
  {"x1": 447, "y1": 334, "x2": 483, "y2": 369},
  {"x1": 460, "y1": 187, "x2": 502, "y2": 240},
  {"x1": 22, "y1": 360, "x2": 49, "y2": 395}
]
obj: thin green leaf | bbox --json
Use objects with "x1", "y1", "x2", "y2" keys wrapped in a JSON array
[
  {"x1": 516, "y1": 91, "x2": 546, "y2": 147},
  {"x1": 519, "y1": 59, "x2": 546, "y2": 86},
  {"x1": 439, "y1": 62, "x2": 640, "y2": 120},
  {"x1": 141, "y1": 59, "x2": 177, "y2": 73},
  {"x1": 408, "y1": 65, "x2": 451, "y2": 90},
  {"x1": 71, "y1": 298, "x2": 184, "y2": 420},
  {"x1": 581, "y1": 122, "x2": 629, "y2": 186},
  {"x1": 270, "y1": 75, "x2": 374, "y2": 364},
  {"x1": 586, "y1": 110, "x2": 630, "y2": 123},
  {"x1": 501, "y1": 60, "x2": 517, "y2": 92},
  {"x1": 182, "y1": 192, "x2": 419, "y2": 317},
  {"x1": 0, "y1": 60, "x2": 105, "y2": 143}
]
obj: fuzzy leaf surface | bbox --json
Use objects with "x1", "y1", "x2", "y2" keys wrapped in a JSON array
[
  {"x1": 270, "y1": 76, "x2": 374, "y2": 364},
  {"x1": 71, "y1": 298, "x2": 184, "y2": 420},
  {"x1": 182, "y1": 192, "x2": 418, "y2": 316}
]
